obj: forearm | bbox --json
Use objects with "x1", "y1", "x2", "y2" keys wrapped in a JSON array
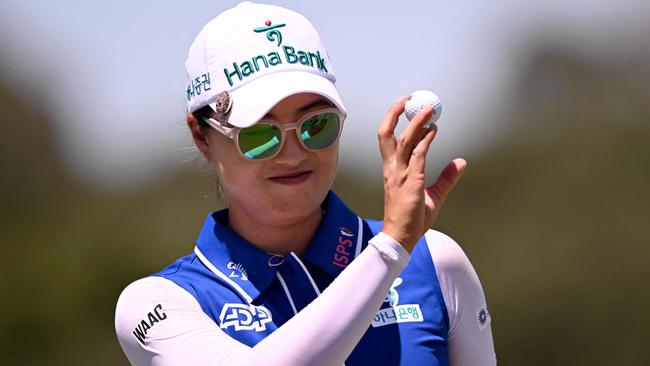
[
  {"x1": 115, "y1": 233, "x2": 409, "y2": 366},
  {"x1": 251, "y1": 233, "x2": 408, "y2": 365}
]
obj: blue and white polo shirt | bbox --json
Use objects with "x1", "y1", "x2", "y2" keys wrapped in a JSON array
[{"x1": 153, "y1": 191, "x2": 450, "y2": 365}]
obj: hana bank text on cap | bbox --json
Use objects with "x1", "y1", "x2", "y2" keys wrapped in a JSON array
[{"x1": 185, "y1": 1, "x2": 346, "y2": 128}]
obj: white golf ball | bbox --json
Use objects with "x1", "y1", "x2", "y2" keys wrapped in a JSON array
[{"x1": 405, "y1": 90, "x2": 442, "y2": 127}]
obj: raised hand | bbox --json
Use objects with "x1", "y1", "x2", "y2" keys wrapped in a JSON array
[{"x1": 377, "y1": 96, "x2": 467, "y2": 252}]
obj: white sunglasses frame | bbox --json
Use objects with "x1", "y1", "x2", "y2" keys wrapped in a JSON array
[{"x1": 205, "y1": 108, "x2": 346, "y2": 160}]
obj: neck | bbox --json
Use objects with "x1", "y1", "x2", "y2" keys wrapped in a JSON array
[{"x1": 227, "y1": 206, "x2": 323, "y2": 257}]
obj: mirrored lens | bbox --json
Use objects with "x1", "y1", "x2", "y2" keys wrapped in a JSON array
[
  {"x1": 300, "y1": 112, "x2": 341, "y2": 150},
  {"x1": 238, "y1": 124, "x2": 282, "y2": 159}
]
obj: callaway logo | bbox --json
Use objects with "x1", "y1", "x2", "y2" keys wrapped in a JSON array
[
  {"x1": 254, "y1": 20, "x2": 286, "y2": 46},
  {"x1": 227, "y1": 261, "x2": 248, "y2": 280},
  {"x1": 219, "y1": 303, "x2": 273, "y2": 332}
]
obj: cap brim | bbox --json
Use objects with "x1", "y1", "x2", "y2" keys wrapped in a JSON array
[{"x1": 217, "y1": 71, "x2": 346, "y2": 128}]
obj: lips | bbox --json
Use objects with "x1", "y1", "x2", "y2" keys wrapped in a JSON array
[{"x1": 268, "y1": 170, "x2": 313, "y2": 185}]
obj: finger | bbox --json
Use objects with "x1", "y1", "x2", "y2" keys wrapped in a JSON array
[
  {"x1": 377, "y1": 96, "x2": 408, "y2": 162},
  {"x1": 408, "y1": 124, "x2": 438, "y2": 175},
  {"x1": 395, "y1": 105, "x2": 434, "y2": 168},
  {"x1": 425, "y1": 158, "x2": 467, "y2": 205}
]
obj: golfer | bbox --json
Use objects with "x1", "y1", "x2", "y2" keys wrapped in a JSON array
[{"x1": 115, "y1": 2, "x2": 496, "y2": 365}]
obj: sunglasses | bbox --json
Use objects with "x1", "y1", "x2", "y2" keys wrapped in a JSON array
[{"x1": 206, "y1": 108, "x2": 345, "y2": 160}]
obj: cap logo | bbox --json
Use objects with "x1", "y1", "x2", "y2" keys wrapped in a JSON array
[
  {"x1": 216, "y1": 19, "x2": 330, "y2": 90},
  {"x1": 214, "y1": 91, "x2": 232, "y2": 117},
  {"x1": 253, "y1": 20, "x2": 286, "y2": 46}
]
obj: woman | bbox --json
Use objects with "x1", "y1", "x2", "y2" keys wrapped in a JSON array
[{"x1": 115, "y1": 2, "x2": 496, "y2": 365}]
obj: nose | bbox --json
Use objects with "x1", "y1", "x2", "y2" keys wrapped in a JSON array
[{"x1": 273, "y1": 129, "x2": 308, "y2": 165}]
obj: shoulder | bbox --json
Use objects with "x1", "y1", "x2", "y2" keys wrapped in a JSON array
[
  {"x1": 422, "y1": 230, "x2": 474, "y2": 275},
  {"x1": 116, "y1": 276, "x2": 198, "y2": 309},
  {"x1": 360, "y1": 220, "x2": 478, "y2": 287},
  {"x1": 419, "y1": 229, "x2": 483, "y2": 297},
  {"x1": 115, "y1": 276, "x2": 203, "y2": 343},
  {"x1": 115, "y1": 276, "x2": 202, "y2": 332},
  {"x1": 420, "y1": 234, "x2": 496, "y2": 363},
  {"x1": 116, "y1": 251, "x2": 206, "y2": 317},
  {"x1": 114, "y1": 277, "x2": 251, "y2": 365},
  {"x1": 420, "y1": 230, "x2": 492, "y2": 335},
  {"x1": 363, "y1": 219, "x2": 472, "y2": 274},
  {"x1": 115, "y1": 276, "x2": 209, "y2": 364}
]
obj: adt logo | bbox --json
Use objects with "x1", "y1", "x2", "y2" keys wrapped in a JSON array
[{"x1": 219, "y1": 303, "x2": 273, "y2": 332}]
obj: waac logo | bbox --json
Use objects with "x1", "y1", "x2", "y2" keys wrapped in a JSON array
[
  {"x1": 254, "y1": 20, "x2": 286, "y2": 46},
  {"x1": 132, "y1": 304, "x2": 167, "y2": 345}
]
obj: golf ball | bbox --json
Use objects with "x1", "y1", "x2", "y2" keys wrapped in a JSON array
[{"x1": 405, "y1": 90, "x2": 442, "y2": 127}]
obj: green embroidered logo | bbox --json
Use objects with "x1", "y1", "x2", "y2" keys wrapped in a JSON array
[
  {"x1": 219, "y1": 20, "x2": 328, "y2": 87},
  {"x1": 254, "y1": 20, "x2": 286, "y2": 46}
]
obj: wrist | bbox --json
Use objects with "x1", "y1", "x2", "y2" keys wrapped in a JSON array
[
  {"x1": 380, "y1": 225, "x2": 414, "y2": 252},
  {"x1": 368, "y1": 232, "x2": 411, "y2": 269}
]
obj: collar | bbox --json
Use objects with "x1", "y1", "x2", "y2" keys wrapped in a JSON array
[
  {"x1": 302, "y1": 191, "x2": 365, "y2": 277},
  {"x1": 194, "y1": 191, "x2": 365, "y2": 304}
]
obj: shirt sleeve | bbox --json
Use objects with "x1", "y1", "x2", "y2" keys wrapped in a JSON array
[
  {"x1": 115, "y1": 234, "x2": 410, "y2": 366},
  {"x1": 425, "y1": 230, "x2": 497, "y2": 366}
]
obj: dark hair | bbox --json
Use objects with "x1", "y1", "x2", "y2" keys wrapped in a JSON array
[
  {"x1": 193, "y1": 105, "x2": 214, "y2": 130},
  {"x1": 190, "y1": 104, "x2": 227, "y2": 203}
]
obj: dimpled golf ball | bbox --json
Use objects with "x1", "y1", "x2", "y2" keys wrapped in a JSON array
[{"x1": 405, "y1": 90, "x2": 442, "y2": 128}]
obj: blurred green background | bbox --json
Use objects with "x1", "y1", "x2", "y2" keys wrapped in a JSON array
[{"x1": 1, "y1": 2, "x2": 649, "y2": 366}]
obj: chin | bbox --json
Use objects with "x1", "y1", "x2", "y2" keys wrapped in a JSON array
[
  {"x1": 262, "y1": 190, "x2": 327, "y2": 224},
  {"x1": 271, "y1": 197, "x2": 322, "y2": 220},
  {"x1": 227, "y1": 174, "x2": 333, "y2": 226}
]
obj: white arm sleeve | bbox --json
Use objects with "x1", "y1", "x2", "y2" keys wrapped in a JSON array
[
  {"x1": 115, "y1": 233, "x2": 409, "y2": 366},
  {"x1": 425, "y1": 230, "x2": 497, "y2": 366}
]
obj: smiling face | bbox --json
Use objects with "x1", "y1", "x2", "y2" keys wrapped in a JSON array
[{"x1": 193, "y1": 93, "x2": 340, "y2": 228}]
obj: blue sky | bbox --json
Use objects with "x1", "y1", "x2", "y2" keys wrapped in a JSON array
[{"x1": 1, "y1": 0, "x2": 648, "y2": 189}]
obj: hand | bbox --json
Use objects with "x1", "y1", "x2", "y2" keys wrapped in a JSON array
[{"x1": 377, "y1": 96, "x2": 467, "y2": 252}]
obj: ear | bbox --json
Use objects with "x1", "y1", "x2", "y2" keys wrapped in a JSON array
[{"x1": 187, "y1": 114, "x2": 214, "y2": 163}]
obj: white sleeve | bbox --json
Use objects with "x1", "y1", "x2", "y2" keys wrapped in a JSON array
[
  {"x1": 115, "y1": 233, "x2": 409, "y2": 366},
  {"x1": 425, "y1": 230, "x2": 497, "y2": 366}
]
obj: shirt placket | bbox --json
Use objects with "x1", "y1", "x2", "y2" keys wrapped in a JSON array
[{"x1": 276, "y1": 253, "x2": 321, "y2": 314}]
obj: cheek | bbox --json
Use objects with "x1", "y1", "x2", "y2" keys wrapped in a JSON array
[
  {"x1": 206, "y1": 133, "x2": 253, "y2": 188},
  {"x1": 312, "y1": 145, "x2": 339, "y2": 193},
  {"x1": 216, "y1": 160, "x2": 263, "y2": 206},
  {"x1": 322, "y1": 145, "x2": 339, "y2": 178}
]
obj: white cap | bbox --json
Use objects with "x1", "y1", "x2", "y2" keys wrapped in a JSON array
[{"x1": 185, "y1": 1, "x2": 346, "y2": 127}]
